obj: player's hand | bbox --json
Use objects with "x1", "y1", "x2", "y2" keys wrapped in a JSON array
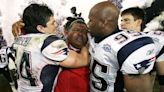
[{"x1": 12, "y1": 20, "x2": 25, "y2": 37}]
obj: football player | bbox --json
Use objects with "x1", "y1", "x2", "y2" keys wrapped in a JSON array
[
  {"x1": 12, "y1": 3, "x2": 89, "y2": 92},
  {"x1": 87, "y1": 1, "x2": 157, "y2": 92},
  {"x1": 119, "y1": 7, "x2": 145, "y2": 32},
  {"x1": 120, "y1": 7, "x2": 164, "y2": 92}
]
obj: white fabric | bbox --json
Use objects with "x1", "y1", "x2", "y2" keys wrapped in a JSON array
[
  {"x1": 13, "y1": 33, "x2": 68, "y2": 92},
  {"x1": 0, "y1": 46, "x2": 11, "y2": 68},
  {"x1": 42, "y1": 39, "x2": 68, "y2": 62},
  {"x1": 146, "y1": 31, "x2": 164, "y2": 62},
  {"x1": 89, "y1": 30, "x2": 156, "y2": 92}
]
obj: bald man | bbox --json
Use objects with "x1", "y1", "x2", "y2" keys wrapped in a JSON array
[{"x1": 87, "y1": 1, "x2": 159, "y2": 92}]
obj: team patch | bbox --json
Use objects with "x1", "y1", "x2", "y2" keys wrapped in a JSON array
[
  {"x1": 133, "y1": 57, "x2": 155, "y2": 73},
  {"x1": 102, "y1": 44, "x2": 111, "y2": 52}
]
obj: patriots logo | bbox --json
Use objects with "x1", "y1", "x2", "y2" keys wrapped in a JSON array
[
  {"x1": 52, "y1": 48, "x2": 68, "y2": 56},
  {"x1": 134, "y1": 57, "x2": 155, "y2": 73}
]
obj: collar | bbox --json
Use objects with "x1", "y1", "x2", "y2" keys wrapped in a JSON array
[{"x1": 94, "y1": 28, "x2": 121, "y2": 43}]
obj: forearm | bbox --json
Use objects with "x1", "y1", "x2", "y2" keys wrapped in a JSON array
[
  {"x1": 156, "y1": 61, "x2": 164, "y2": 75},
  {"x1": 77, "y1": 46, "x2": 89, "y2": 66},
  {"x1": 60, "y1": 47, "x2": 89, "y2": 68},
  {"x1": 160, "y1": 86, "x2": 164, "y2": 92},
  {"x1": 156, "y1": 61, "x2": 164, "y2": 92},
  {"x1": 123, "y1": 74, "x2": 154, "y2": 92}
]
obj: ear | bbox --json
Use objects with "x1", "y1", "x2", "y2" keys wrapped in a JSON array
[
  {"x1": 137, "y1": 19, "x2": 143, "y2": 26},
  {"x1": 36, "y1": 25, "x2": 44, "y2": 33}
]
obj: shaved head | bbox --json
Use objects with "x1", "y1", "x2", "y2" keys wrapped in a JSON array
[
  {"x1": 88, "y1": 1, "x2": 120, "y2": 42},
  {"x1": 90, "y1": 1, "x2": 119, "y2": 22}
]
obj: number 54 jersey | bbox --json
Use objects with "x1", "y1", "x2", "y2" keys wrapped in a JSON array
[
  {"x1": 88, "y1": 30, "x2": 157, "y2": 92},
  {"x1": 13, "y1": 33, "x2": 68, "y2": 92}
]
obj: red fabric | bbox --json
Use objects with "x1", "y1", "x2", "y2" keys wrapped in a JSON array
[{"x1": 54, "y1": 67, "x2": 90, "y2": 92}]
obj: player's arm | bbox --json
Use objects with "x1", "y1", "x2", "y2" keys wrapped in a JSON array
[
  {"x1": 59, "y1": 46, "x2": 89, "y2": 68},
  {"x1": 148, "y1": 31, "x2": 164, "y2": 92},
  {"x1": 122, "y1": 60, "x2": 156, "y2": 92},
  {"x1": 156, "y1": 61, "x2": 164, "y2": 92},
  {"x1": 119, "y1": 44, "x2": 156, "y2": 92},
  {"x1": 41, "y1": 35, "x2": 89, "y2": 68},
  {"x1": 123, "y1": 73, "x2": 155, "y2": 92},
  {"x1": 156, "y1": 48, "x2": 164, "y2": 92}
]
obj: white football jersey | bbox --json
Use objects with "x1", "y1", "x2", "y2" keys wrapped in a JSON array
[
  {"x1": 146, "y1": 30, "x2": 164, "y2": 62},
  {"x1": 13, "y1": 33, "x2": 68, "y2": 92},
  {"x1": 89, "y1": 30, "x2": 156, "y2": 92},
  {"x1": 0, "y1": 46, "x2": 12, "y2": 68}
]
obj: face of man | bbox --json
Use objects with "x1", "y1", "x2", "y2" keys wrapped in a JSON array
[
  {"x1": 88, "y1": 8, "x2": 104, "y2": 38},
  {"x1": 67, "y1": 22, "x2": 88, "y2": 49},
  {"x1": 40, "y1": 16, "x2": 58, "y2": 34},
  {"x1": 120, "y1": 14, "x2": 141, "y2": 32}
]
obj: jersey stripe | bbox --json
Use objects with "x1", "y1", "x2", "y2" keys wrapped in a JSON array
[
  {"x1": 40, "y1": 65, "x2": 60, "y2": 92},
  {"x1": 117, "y1": 37, "x2": 154, "y2": 67},
  {"x1": 41, "y1": 35, "x2": 60, "y2": 52}
]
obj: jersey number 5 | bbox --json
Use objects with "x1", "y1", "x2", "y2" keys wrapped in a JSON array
[{"x1": 92, "y1": 60, "x2": 108, "y2": 91}]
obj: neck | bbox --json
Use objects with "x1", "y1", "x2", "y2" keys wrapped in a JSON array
[
  {"x1": 94, "y1": 28, "x2": 120, "y2": 43},
  {"x1": 135, "y1": 27, "x2": 141, "y2": 32}
]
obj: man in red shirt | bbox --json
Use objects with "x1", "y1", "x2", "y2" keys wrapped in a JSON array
[{"x1": 54, "y1": 16, "x2": 90, "y2": 92}]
